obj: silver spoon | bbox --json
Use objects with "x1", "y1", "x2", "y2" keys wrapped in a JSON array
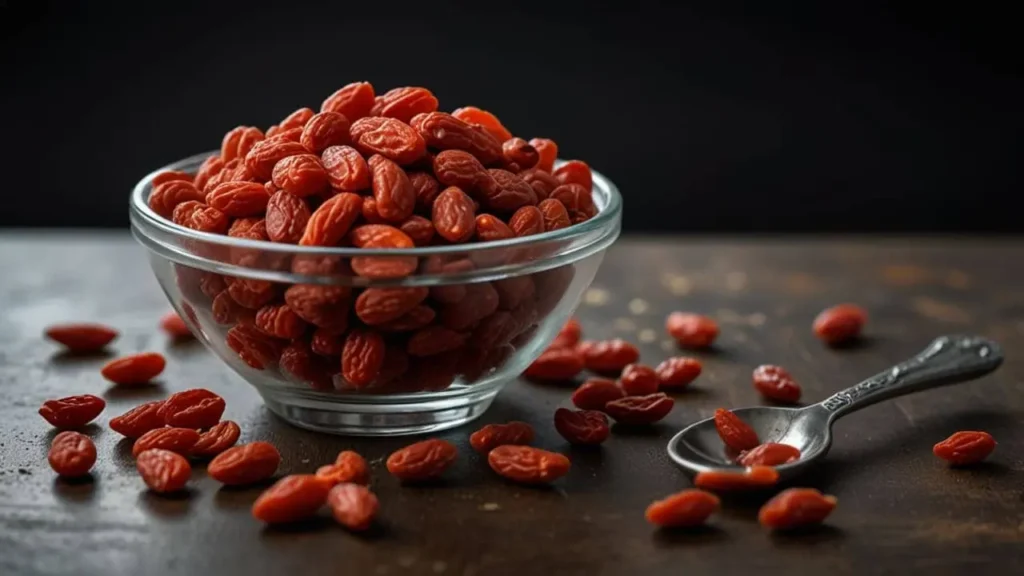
[{"x1": 667, "y1": 335, "x2": 1003, "y2": 482}]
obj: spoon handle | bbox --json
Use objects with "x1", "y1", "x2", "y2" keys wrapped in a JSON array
[{"x1": 819, "y1": 335, "x2": 1003, "y2": 421}]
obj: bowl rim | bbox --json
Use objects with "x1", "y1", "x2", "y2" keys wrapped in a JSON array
[{"x1": 130, "y1": 150, "x2": 622, "y2": 258}]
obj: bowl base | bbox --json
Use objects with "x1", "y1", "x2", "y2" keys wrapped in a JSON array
[{"x1": 258, "y1": 386, "x2": 500, "y2": 436}]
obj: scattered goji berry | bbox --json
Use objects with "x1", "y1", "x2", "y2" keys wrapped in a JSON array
[
  {"x1": 655, "y1": 357, "x2": 703, "y2": 389},
  {"x1": 316, "y1": 450, "x2": 370, "y2": 486},
  {"x1": 44, "y1": 323, "x2": 118, "y2": 353},
  {"x1": 694, "y1": 465, "x2": 779, "y2": 491},
  {"x1": 737, "y1": 443, "x2": 801, "y2": 467},
  {"x1": 572, "y1": 378, "x2": 626, "y2": 410},
  {"x1": 39, "y1": 394, "x2": 106, "y2": 429},
  {"x1": 933, "y1": 431, "x2": 996, "y2": 465},
  {"x1": 386, "y1": 438, "x2": 457, "y2": 482},
  {"x1": 109, "y1": 401, "x2": 165, "y2": 438},
  {"x1": 604, "y1": 393, "x2": 674, "y2": 424},
  {"x1": 136, "y1": 448, "x2": 191, "y2": 493},
  {"x1": 160, "y1": 311, "x2": 193, "y2": 339},
  {"x1": 487, "y1": 445, "x2": 571, "y2": 484},
  {"x1": 132, "y1": 427, "x2": 201, "y2": 458},
  {"x1": 158, "y1": 388, "x2": 226, "y2": 429},
  {"x1": 553, "y1": 408, "x2": 610, "y2": 445},
  {"x1": 813, "y1": 304, "x2": 867, "y2": 345},
  {"x1": 645, "y1": 489, "x2": 720, "y2": 528},
  {"x1": 666, "y1": 312, "x2": 719, "y2": 348},
  {"x1": 620, "y1": 364, "x2": 660, "y2": 395},
  {"x1": 100, "y1": 352, "x2": 166, "y2": 385},
  {"x1": 208, "y1": 441, "x2": 282, "y2": 485},
  {"x1": 579, "y1": 339, "x2": 640, "y2": 373},
  {"x1": 525, "y1": 346, "x2": 585, "y2": 381},
  {"x1": 758, "y1": 488, "x2": 837, "y2": 530},
  {"x1": 252, "y1": 474, "x2": 331, "y2": 524},
  {"x1": 550, "y1": 318, "x2": 581, "y2": 349},
  {"x1": 327, "y1": 483, "x2": 378, "y2": 531},
  {"x1": 714, "y1": 408, "x2": 760, "y2": 451},
  {"x1": 752, "y1": 364, "x2": 802, "y2": 403},
  {"x1": 48, "y1": 431, "x2": 97, "y2": 477},
  {"x1": 469, "y1": 421, "x2": 536, "y2": 453},
  {"x1": 190, "y1": 420, "x2": 241, "y2": 458}
]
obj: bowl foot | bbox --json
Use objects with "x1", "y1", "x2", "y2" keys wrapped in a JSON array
[{"x1": 258, "y1": 387, "x2": 500, "y2": 437}]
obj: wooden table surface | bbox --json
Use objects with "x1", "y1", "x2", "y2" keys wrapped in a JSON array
[{"x1": 2, "y1": 233, "x2": 1022, "y2": 576}]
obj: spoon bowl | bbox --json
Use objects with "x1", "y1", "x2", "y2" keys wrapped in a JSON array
[{"x1": 667, "y1": 335, "x2": 1003, "y2": 482}]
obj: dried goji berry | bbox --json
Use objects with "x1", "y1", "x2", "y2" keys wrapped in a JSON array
[
  {"x1": 933, "y1": 431, "x2": 996, "y2": 465},
  {"x1": 520, "y1": 169, "x2": 560, "y2": 201},
  {"x1": 758, "y1": 488, "x2": 837, "y2": 530},
  {"x1": 620, "y1": 364, "x2": 660, "y2": 395},
  {"x1": 255, "y1": 304, "x2": 307, "y2": 339},
  {"x1": 350, "y1": 116, "x2": 426, "y2": 165},
  {"x1": 469, "y1": 421, "x2": 535, "y2": 454},
  {"x1": 553, "y1": 160, "x2": 593, "y2": 192},
  {"x1": 300, "y1": 111, "x2": 351, "y2": 153},
  {"x1": 208, "y1": 441, "x2": 282, "y2": 485},
  {"x1": 813, "y1": 304, "x2": 867, "y2": 346},
  {"x1": 299, "y1": 191, "x2": 363, "y2": 246},
  {"x1": 131, "y1": 427, "x2": 201, "y2": 458},
  {"x1": 737, "y1": 443, "x2": 801, "y2": 467},
  {"x1": 278, "y1": 107, "x2": 314, "y2": 131},
  {"x1": 554, "y1": 408, "x2": 610, "y2": 445},
  {"x1": 579, "y1": 339, "x2": 640, "y2": 373},
  {"x1": 39, "y1": 394, "x2": 106, "y2": 429},
  {"x1": 225, "y1": 277, "x2": 277, "y2": 310},
  {"x1": 348, "y1": 224, "x2": 418, "y2": 279},
  {"x1": 714, "y1": 408, "x2": 759, "y2": 451},
  {"x1": 212, "y1": 290, "x2": 254, "y2": 326},
  {"x1": 328, "y1": 483, "x2": 378, "y2": 531},
  {"x1": 452, "y1": 106, "x2": 513, "y2": 142},
  {"x1": 487, "y1": 445, "x2": 570, "y2": 484},
  {"x1": 342, "y1": 329, "x2": 385, "y2": 388},
  {"x1": 355, "y1": 287, "x2": 429, "y2": 325},
  {"x1": 172, "y1": 201, "x2": 230, "y2": 234},
  {"x1": 320, "y1": 145, "x2": 369, "y2": 192},
  {"x1": 431, "y1": 186, "x2": 476, "y2": 243},
  {"x1": 438, "y1": 282, "x2": 499, "y2": 330},
  {"x1": 269, "y1": 154, "x2": 327, "y2": 198},
  {"x1": 227, "y1": 217, "x2": 267, "y2": 240},
  {"x1": 508, "y1": 205, "x2": 545, "y2": 237},
  {"x1": 694, "y1": 465, "x2": 779, "y2": 491},
  {"x1": 152, "y1": 170, "x2": 193, "y2": 187},
  {"x1": 100, "y1": 352, "x2": 166, "y2": 385},
  {"x1": 604, "y1": 393, "x2": 674, "y2": 424},
  {"x1": 479, "y1": 169, "x2": 537, "y2": 212},
  {"x1": 158, "y1": 388, "x2": 226, "y2": 429},
  {"x1": 501, "y1": 137, "x2": 539, "y2": 170},
  {"x1": 368, "y1": 154, "x2": 415, "y2": 222},
  {"x1": 310, "y1": 328, "x2": 345, "y2": 355},
  {"x1": 386, "y1": 438, "x2": 458, "y2": 482},
  {"x1": 205, "y1": 181, "x2": 272, "y2": 217},
  {"x1": 160, "y1": 311, "x2": 192, "y2": 339},
  {"x1": 432, "y1": 149, "x2": 487, "y2": 191},
  {"x1": 524, "y1": 346, "x2": 585, "y2": 381},
  {"x1": 549, "y1": 183, "x2": 595, "y2": 220},
  {"x1": 372, "y1": 86, "x2": 439, "y2": 123},
  {"x1": 193, "y1": 155, "x2": 225, "y2": 192},
  {"x1": 109, "y1": 400, "x2": 165, "y2": 438},
  {"x1": 475, "y1": 214, "x2": 514, "y2": 242},
  {"x1": 199, "y1": 272, "x2": 227, "y2": 299},
  {"x1": 244, "y1": 137, "x2": 308, "y2": 181},
  {"x1": 136, "y1": 448, "x2": 191, "y2": 493},
  {"x1": 409, "y1": 171, "x2": 441, "y2": 213},
  {"x1": 551, "y1": 317, "x2": 582, "y2": 349},
  {"x1": 645, "y1": 489, "x2": 720, "y2": 528},
  {"x1": 656, "y1": 357, "x2": 703, "y2": 389},
  {"x1": 264, "y1": 190, "x2": 311, "y2": 244},
  {"x1": 666, "y1": 312, "x2": 719, "y2": 348},
  {"x1": 190, "y1": 420, "x2": 241, "y2": 458},
  {"x1": 279, "y1": 341, "x2": 334, "y2": 390},
  {"x1": 227, "y1": 324, "x2": 285, "y2": 370},
  {"x1": 149, "y1": 180, "x2": 205, "y2": 219},
  {"x1": 414, "y1": 112, "x2": 503, "y2": 165},
  {"x1": 48, "y1": 431, "x2": 97, "y2": 477},
  {"x1": 285, "y1": 284, "x2": 350, "y2": 331},
  {"x1": 316, "y1": 450, "x2": 370, "y2": 486},
  {"x1": 529, "y1": 138, "x2": 558, "y2": 173},
  {"x1": 252, "y1": 474, "x2": 331, "y2": 524},
  {"x1": 538, "y1": 198, "x2": 572, "y2": 231},
  {"x1": 44, "y1": 324, "x2": 118, "y2": 353},
  {"x1": 752, "y1": 364, "x2": 802, "y2": 403},
  {"x1": 321, "y1": 81, "x2": 375, "y2": 121},
  {"x1": 399, "y1": 214, "x2": 435, "y2": 246},
  {"x1": 571, "y1": 378, "x2": 626, "y2": 410},
  {"x1": 221, "y1": 126, "x2": 265, "y2": 163}
]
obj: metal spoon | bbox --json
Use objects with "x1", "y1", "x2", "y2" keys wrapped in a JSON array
[{"x1": 667, "y1": 335, "x2": 1003, "y2": 482}]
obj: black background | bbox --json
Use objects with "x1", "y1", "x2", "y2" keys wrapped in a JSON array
[{"x1": 2, "y1": 1, "x2": 1021, "y2": 233}]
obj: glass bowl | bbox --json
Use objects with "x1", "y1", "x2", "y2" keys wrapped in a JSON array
[{"x1": 130, "y1": 151, "x2": 621, "y2": 436}]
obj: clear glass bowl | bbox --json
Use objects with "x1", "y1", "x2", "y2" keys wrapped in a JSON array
[{"x1": 130, "y1": 151, "x2": 621, "y2": 436}]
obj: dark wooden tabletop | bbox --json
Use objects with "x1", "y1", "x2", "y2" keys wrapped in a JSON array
[{"x1": 2, "y1": 233, "x2": 1022, "y2": 576}]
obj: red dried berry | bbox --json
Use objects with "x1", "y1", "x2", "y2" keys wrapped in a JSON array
[
  {"x1": 813, "y1": 304, "x2": 867, "y2": 346},
  {"x1": 386, "y1": 438, "x2": 458, "y2": 482},
  {"x1": 752, "y1": 364, "x2": 802, "y2": 403},
  {"x1": 321, "y1": 81, "x2": 375, "y2": 121},
  {"x1": 48, "y1": 431, "x2": 97, "y2": 477},
  {"x1": 694, "y1": 465, "x2": 779, "y2": 492},
  {"x1": 525, "y1": 346, "x2": 585, "y2": 381},
  {"x1": 713, "y1": 409, "x2": 760, "y2": 452},
  {"x1": 100, "y1": 352, "x2": 166, "y2": 385},
  {"x1": 645, "y1": 489, "x2": 720, "y2": 528},
  {"x1": 666, "y1": 312, "x2": 719, "y2": 348},
  {"x1": 316, "y1": 450, "x2": 370, "y2": 486},
  {"x1": 252, "y1": 474, "x2": 331, "y2": 524},
  {"x1": 619, "y1": 364, "x2": 660, "y2": 395},
  {"x1": 487, "y1": 445, "x2": 571, "y2": 485},
  {"x1": 603, "y1": 393, "x2": 674, "y2": 425},
  {"x1": 579, "y1": 339, "x2": 640, "y2": 373},
  {"x1": 191, "y1": 420, "x2": 242, "y2": 458},
  {"x1": 758, "y1": 488, "x2": 837, "y2": 530},
  {"x1": 131, "y1": 427, "x2": 201, "y2": 458},
  {"x1": 39, "y1": 395, "x2": 106, "y2": 429},
  {"x1": 933, "y1": 431, "x2": 996, "y2": 465},
  {"x1": 208, "y1": 441, "x2": 282, "y2": 485},
  {"x1": 136, "y1": 449, "x2": 191, "y2": 493},
  {"x1": 655, "y1": 357, "x2": 703, "y2": 389},
  {"x1": 737, "y1": 443, "x2": 802, "y2": 467},
  {"x1": 45, "y1": 323, "x2": 118, "y2": 352},
  {"x1": 158, "y1": 388, "x2": 226, "y2": 429},
  {"x1": 469, "y1": 421, "x2": 536, "y2": 454},
  {"x1": 553, "y1": 408, "x2": 610, "y2": 445},
  {"x1": 109, "y1": 401, "x2": 165, "y2": 438},
  {"x1": 571, "y1": 378, "x2": 626, "y2": 411}
]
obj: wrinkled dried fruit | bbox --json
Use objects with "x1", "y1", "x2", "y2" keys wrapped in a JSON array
[
  {"x1": 227, "y1": 324, "x2": 284, "y2": 369},
  {"x1": 508, "y1": 205, "x2": 545, "y2": 237},
  {"x1": 191, "y1": 420, "x2": 242, "y2": 458},
  {"x1": 208, "y1": 441, "x2": 282, "y2": 485},
  {"x1": 694, "y1": 465, "x2": 779, "y2": 491},
  {"x1": 149, "y1": 180, "x2": 205, "y2": 219},
  {"x1": 285, "y1": 284, "x2": 350, "y2": 331},
  {"x1": 579, "y1": 339, "x2": 640, "y2": 373},
  {"x1": 45, "y1": 323, "x2": 118, "y2": 352},
  {"x1": 172, "y1": 201, "x2": 230, "y2": 234},
  {"x1": 152, "y1": 170, "x2": 193, "y2": 187},
  {"x1": 501, "y1": 137, "x2": 539, "y2": 170},
  {"x1": 487, "y1": 445, "x2": 570, "y2": 484},
  {"x1": 221, "y1": 126, "x2": 265, "y2": 163},
  {"x1": 933, "y1": 431, "x2": 996, "y2": 465},
  {"x1": 519, "y1": 169, "x2": 560, "y2": 200},
  {"x1": 328, "y1": 483, "x2": 379, "y2": 531},
  {"x1": 158, "y1": 388, "x2": 226, "y2": 429},
  {"x1": 372, "y1": 86, "x2": 439, "y2": 123},
  {"x1": 244, "y1": 138, "x2": 308, "y2": 181},
  {"x1": 525, "y1": 346, "x2": 585, "y2": 381},
  {"x1": 549, "y1": 183, "x2": 595, "y2": 220},
  {"x1": 387, "y1": 438, "x2": 457, "y2": 482},
  {"x1": 264, "y1": 190, "x2": 311, "y2": 244},
  {"x1": 752, "y1": 365, "x2": 802, "y2": 403},
  {"x1": 368, "y1": 154, "x2": 415, "y2": 222},
  {"x1": 469, "y1": 421, "x2": 535, "y2": 453},
  {"x1": 136, "y1": 448, "x2": 191, "y2": 493},
  {"x1": 604, "y1": 393, "x2": 674, "y2": 424},
  {"x1": 321, "y1": 81, "x2": 375, "y2": 121},
  {"x1": 409, "y1": 171, "x2": 441, "y2": 212},
  {"x1": 109, "y1": 401, "x2": 165, "y2": 438},
  {"x1": 376, "y1": 305, "x2": 436, "y2": 332},
  {"x1": 350, "y1": 116, "x2": 426, "y2": 165},
  {"x1": 39, "y1": 394, "x2": 106, "y2": 429},
  {"x1": 279, "y1": 341, "x2": 334, "y2": 390},
  {"x1": 758, "y1": 488, "x2": 837, "y2": 530},
  {"x1": 714, "y1": 408, "x2": 760, "y2": 451},
  {"x1": 645, "y1": 489, "x2": 720, "y2": 528},
  {"x1": 270, "y1": 154, "x2": 328, "y2": 198},
  {"x1": 100, "y1": 352, "x2": 166, "y2": 385},
  {"x1": 475, "y1": 213, "x2": 514, "y2": 242},
  {"x1": 538, "y1": 198, "x2": 571, "y2": 231},
  {"x1": 571, "y1": 378, "x2": 626, "y2": 411},
  {"x1": 316, "y1": 450, "x2": 370, "y2": 486},
  {"x1": 480, "y1": 169, "x2": 537, "y2": 212},
  {"x1": 355, "y1": 287, "x2": 429, "y2": 326},
  {"x1": 414, "y1": 112, "x2": 502, "y2": 165},
  {"x1": 432, "y1": 186, "x2": 476, "y2": 243},
  {"x1": 619, "y1": 364, "x2": 660, "y2": 395},
  {"x1": 432, "y1": 149, "x2": 487, "y2": 190},
  {"x1": 737, "y1": 443, "x2": 801, "y2": 467},
  {"x1": 666, "y1": 312, "x2": 719, "y2": 348},
  {"x1": 452, "y1": 106, "x2": 512, "y2": 142},
  {"x1": 48, "y1": 431, "x2": 97, "y2": 477},
  {"x1": 348, "y1": 224, "x2": 417, "y2": 279},
  {"x1": 252, "y1": 474, "x2": 331, "y2": 524},
  {"x1": 300, "y1": 111, "x2": 351, "y2": 153},
  {"x1": 132, "y1": 427, "x2": 201, "y2": 458},
  {"x1": 193, "y1": 155, "x2": 225, "y2": 191},
  {"x1": 300, "y1": 191, "x2": 363, "y2": 246},
  {"x1": 813, "y1": 304, "x2": 867, "y2": 346},
  {"x1": 529, "y1": 138, "x2": 558, "y2": 173},
  {"x1": 553, "y1": 160, "x2": 593, "y2": 192},
  {"x1": 255, "y1": 304, "x2": 307, "y2": 339},
  {"x1": 656, "y1": 357, "x2": 703, "y2": 389},
  {"x1": 438, "y1": 282, "x2": 499, "y2": 330},
  {"x1": 554, "y1": 408, "x2": 610, "y2": 445},
  {"x1": 342, "y1": 329, "x2": 385, "y2": 388}
]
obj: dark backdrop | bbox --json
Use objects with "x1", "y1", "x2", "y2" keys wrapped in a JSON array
[{"x1": 2, "y1": 1, "x2": 1021, "y2": 233}]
